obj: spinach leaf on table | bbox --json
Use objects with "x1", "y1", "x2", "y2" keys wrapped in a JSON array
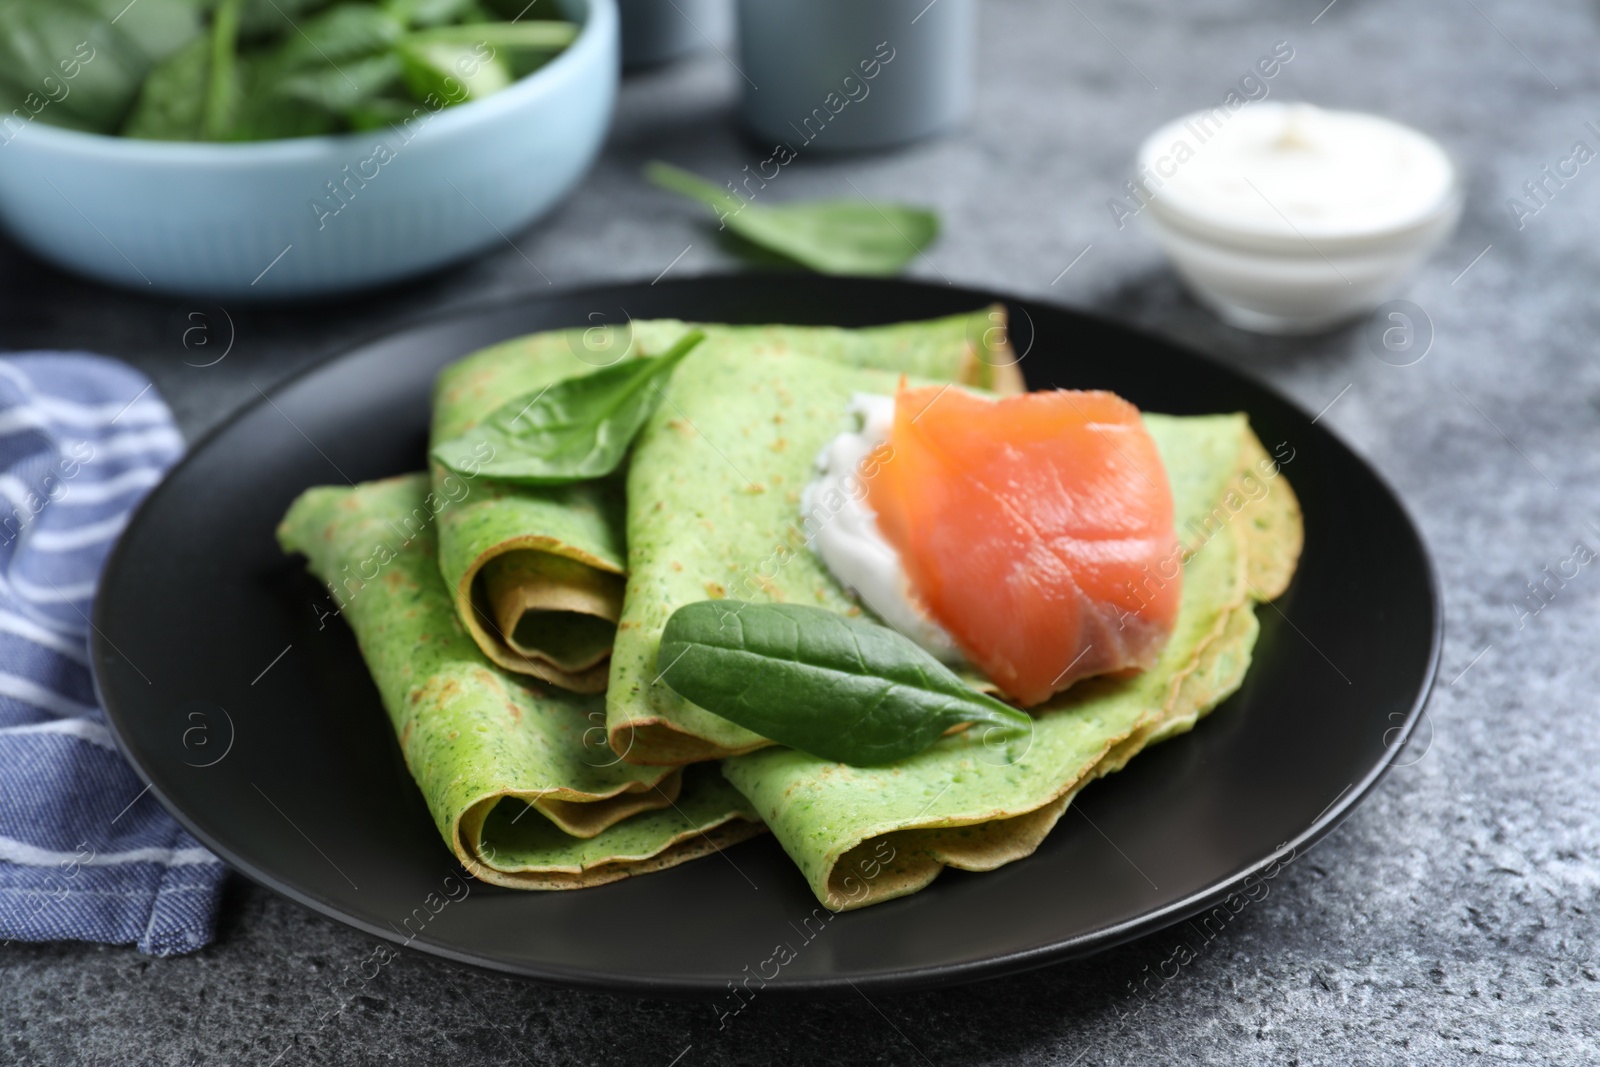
[
  {"x1": 646, "y1": 161, "x2": 940, "y2": 277},
  {"x1": 657, "y1": 602, "x2": 1032, "y2": 766},
  {"x1": 431, "y1": 329, "x2": 707, "y2": 484}
]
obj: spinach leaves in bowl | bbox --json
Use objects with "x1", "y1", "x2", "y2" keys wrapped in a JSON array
[{"x1": 0, "y1": 0, "x2": 576, "y2": 142}]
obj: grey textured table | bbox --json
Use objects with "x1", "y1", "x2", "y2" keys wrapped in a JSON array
[{"x1": 3, "y1": 0, "x2": 1596, "y2": 1063}]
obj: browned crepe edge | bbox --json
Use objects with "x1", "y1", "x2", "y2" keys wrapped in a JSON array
[
  {"x1": 610, "y1": 720, "x2": 772, "y2": 767},
  {"x1": 483, "y1": 552, "x2": 626, "y2": 673},
  {"x1": 959, "y1": 303, "x2": 1028, "y2": 397},
  {"x1": 455, "y1": 534, "x2": 622, "y2": 693},
  {"x1": 454, "y1": 769, "x2": 683, "y2": 849},
  {"x1": 455, "y1": 814, "x2": 767, "y2": 890}
]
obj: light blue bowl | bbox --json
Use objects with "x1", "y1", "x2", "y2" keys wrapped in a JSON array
[{"x1": 0, "y1": 0, "x2": 618, "y2": 299}]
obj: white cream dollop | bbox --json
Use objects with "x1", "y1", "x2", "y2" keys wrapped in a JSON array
[
  {"x1": 1142, "y1": 102, "x2": 1457, "y2": 242},
  {"x1": 800, "y1": 393, "x2": 965, "y2": 664}
]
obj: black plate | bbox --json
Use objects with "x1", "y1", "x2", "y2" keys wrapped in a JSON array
[{"x1": 93, "y1": 275, "x2": 1439, "y2": 995}]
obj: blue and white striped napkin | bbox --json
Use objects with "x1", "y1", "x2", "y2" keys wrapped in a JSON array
[{"x1": 0, "y1": 354, "x2": 227, "y2": 957}]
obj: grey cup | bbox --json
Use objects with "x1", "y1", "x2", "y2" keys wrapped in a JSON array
[
  {"x1": 736, "y1": 0, "x2": 974, "y2": 152},
  {"x1": 618, "y1": 0, "x2": 723, "y2": 68}
]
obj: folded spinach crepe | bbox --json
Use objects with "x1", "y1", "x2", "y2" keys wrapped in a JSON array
[
  {"x1": 720, "y1": 415, "x2": 1303, "y2": 909},
  {"x1": 431, "y1": 310, "x2": 1021, "y2": 695},
  {"x1": 605, "y1": 328, "x2": 1027, "y2": 766},
  {"x1": 277, "y1": 474, "x2": 761, "y2": 889}
]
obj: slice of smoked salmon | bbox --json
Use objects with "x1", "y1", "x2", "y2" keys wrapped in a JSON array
[{"x1": 865, "y1": 382, "x2": 1182, "y2": 707}]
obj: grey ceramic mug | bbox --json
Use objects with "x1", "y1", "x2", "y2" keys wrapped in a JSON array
[
  {"x1": 735, "y1": 0, "x2": 974, "y2": 152},
  {"x1": 618, "y1": 0, "x2": 723, "y2": 68}
]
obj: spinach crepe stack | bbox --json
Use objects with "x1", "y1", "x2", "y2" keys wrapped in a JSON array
[
  {"x1": 280, "y1": 310, "x2": 1017, "y2": 888},
  {"x1": 280, "y1": 306, "x2": 1302, "y2": 907}
]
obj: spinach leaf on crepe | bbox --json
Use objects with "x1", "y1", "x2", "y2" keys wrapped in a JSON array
[
  {"x1": 432, "y1": 328, "x2": 705, "y2": 484},
  {"x1": 656, "y1": 601, "x2": 1032, "y2": 766},
  {"x1": 645, "y1": 162, "x2": 939, "y2": 276}
]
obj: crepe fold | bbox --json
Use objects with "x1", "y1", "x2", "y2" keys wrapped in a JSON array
[
  {"x1": 720, "y1": 414, "x2": 1304, "y2": 910},
  {"x1": 605, "y1": 347, "x2": 1000, "y2": 763},
  {"x1": 432, "y1": 310, "x2": 1020, "y2": 695},
  {"x1": 277, "y1": 473, "x2": 761, "y2": 889}
]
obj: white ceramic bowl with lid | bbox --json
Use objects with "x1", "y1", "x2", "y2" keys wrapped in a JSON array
[{"x1": 1135, "y1": 103, "x2": 1461, "y2": 334}]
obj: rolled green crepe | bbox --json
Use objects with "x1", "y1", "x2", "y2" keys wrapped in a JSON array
[
  {"x1": 431, "y1": 325, "x2": 636, "y2": 694},
  {"x1": 431, "y1": 309, "x2": 1020, "y2": 695},
  {"x1": 721, "y1": 415, "x2": 1303, "y2": 910},
  {"x1": 606, "y1": 349, "x2": 914, "y2": 764},
  {"x1": 277, "y1": 473, "x2": 762, "y2": 889}
]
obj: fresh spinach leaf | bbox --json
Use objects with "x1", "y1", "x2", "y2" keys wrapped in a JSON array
[
  {"x1": 238, "y1": 0, "x2": 333, "y2": 41},
  {"x1": 646, "y1": 161, "x2": 940, "y2": 277},
  {"x1": 431, "y1": 328, "x2": 706, "y2": 484},
  {"x1": 77, "y1": 0, "x2": 202, "y2": 65},
  {"x1": 0, "y1": 0, "x2": 150, "y2": 134},
  {"x1": 656, "y1": 602, "x2": 1032, "y2": 766},
  {"x1": 119, "y1": 0, "x2": 241, "y2": 145},
  {"x1": 339, "y1": 90, "x2": 414, "y2": 128},
  {"x1": 120, "y1": 33, "x2": 208, "y2": 138},
  {"x1": 394, "y1": 22, "x2": 572, "y2": 100},
  {"x1": 475, "y1": 0, "x2": 553, "y2": 20},
  {"x1": 202, "y1": 0, "x2": 242, "y2": 138},
  {"x1": 224, "y1": 52, "x2": 338, "y2": 138},
  {"x1": 0, "y1": 0, "x2": 575, "y2": 142},
  {"x1": 395, "y1": 37, "x2": 507, "y2": 103},
  {"x1": 273, "y1": 2, "x2": 403, "y2": 66},
  {"x1": 272, "y1": 51, "x2": 400, "y2": 112},
  {"x1": 406, "y1": 20, "x2": 576, "y2": 48},
  {"x1": 382, "y1": 0, "x2": 476, "y2": 29}
]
